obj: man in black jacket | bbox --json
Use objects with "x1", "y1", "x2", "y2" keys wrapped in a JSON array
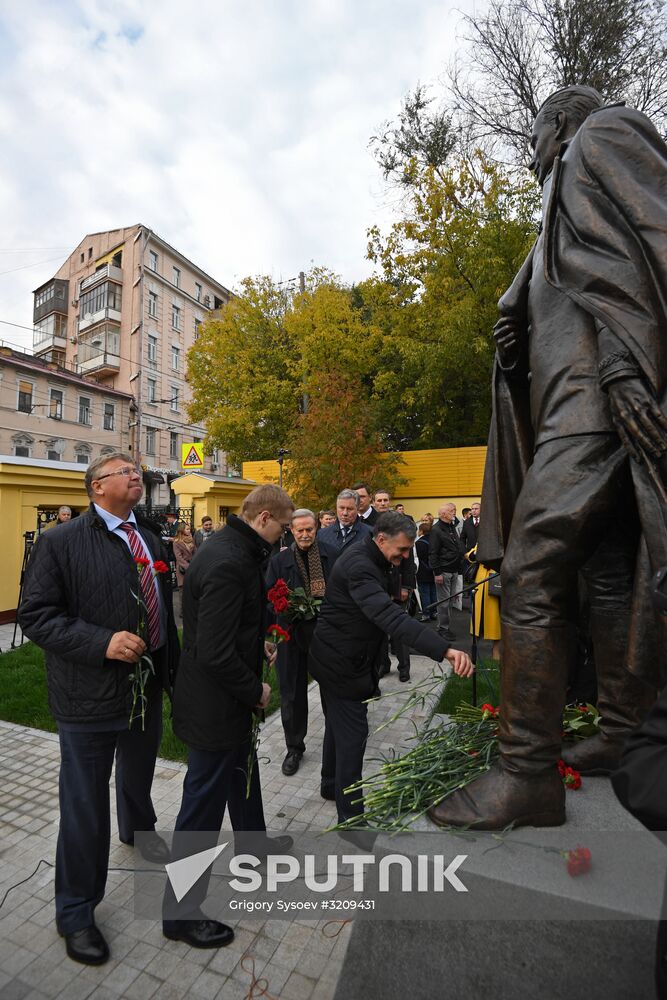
[
  {"x1": 353, "y1": 481, "x2": 379, "y2": 527},
  {"x1": 266, "y1": 508, "x2": 335, "y2": 776},
  {"x1": 19, "y1": 452, "x2": 179, "y2": 967},
  {"x1": 309, "y1": 511, "x2": 473, "y2": 825},
  {"x1": 429, "y1": 503, "x2": 465, "y2": 641},
  {"x1": 163, "y1": 484, "x2": 294, "y2": 949},
  {"x1": 460, "y1": 501, "x2": 481, "y2": 554}
]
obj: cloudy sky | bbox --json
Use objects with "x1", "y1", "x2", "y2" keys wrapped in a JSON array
[{"x1": 0, "y1": 0, "x2": 478, "y2": 350}]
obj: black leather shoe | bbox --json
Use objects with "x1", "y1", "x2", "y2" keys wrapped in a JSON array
[
  {"x1": 62, "y1": 925, "x2": 110, "y2": 966},
  {"x1": 123, "y1": 832, "x2": 171, "y2": 864},
  {"x1": 252, "y1": 834, "x2": 294, "y2": 860},
  {"x1": 163, "y1": 918, "x2": 234, "y2": 949},
  {"x1": 378, "y1": 661, "x2": 391, "y2": 677},
  {"x1": 320, "y1": 783, "x2": 336, "y2": 800},
  {"x1": 399, "y1": 671, "x2": 410, "y2": 682},
  {"x1": 282, "y1": 750, "x2": 302, "y2": 776}
]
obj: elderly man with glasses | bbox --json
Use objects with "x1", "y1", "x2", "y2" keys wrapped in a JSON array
[{"x1": 19, "y1": 452, "x2": 179, "y2": 967}]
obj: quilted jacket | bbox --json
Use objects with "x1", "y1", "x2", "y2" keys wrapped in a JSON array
[
  {"x1": 309, "y1": 535, "x2": 447, "y2": 701},
  {"x1": 172, "y1": 514, "x2": 271, "y2": 752},
  {"x1": 18, "y1": 505, "x2": 179, "y2": 723}
]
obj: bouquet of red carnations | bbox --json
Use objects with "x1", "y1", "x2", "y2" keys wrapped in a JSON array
[{"x1": 267, "y1": 578, "x2": 322, "y2": 622}]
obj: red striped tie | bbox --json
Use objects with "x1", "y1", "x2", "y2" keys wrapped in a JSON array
[{"x1": 120, "y1": 522, "x2": 161, "y2": 649}]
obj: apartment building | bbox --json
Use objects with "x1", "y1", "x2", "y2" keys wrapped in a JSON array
[
  {"x1": 33, "y1": 225, "x2": 232, "y2": 505},
  {"x1": 0, "y1": 345, "x2": 133, "y2": 464}
]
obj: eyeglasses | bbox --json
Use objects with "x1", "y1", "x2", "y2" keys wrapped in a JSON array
[
  {"x1": 96, "y1": 465, "x2": 142, "y2": 481},
  {"x1": 270, "y1": 514, "x2": 292, "y2": 532}
]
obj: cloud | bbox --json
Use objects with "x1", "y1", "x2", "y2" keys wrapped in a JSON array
[{"x1": 0, "y1": 0, "x2": 477, "y2": 349}]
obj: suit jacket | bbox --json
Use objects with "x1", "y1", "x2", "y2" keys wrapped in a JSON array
[
  {"x1": 172, "y1": 514, "x2": 271, "y2": 751},
  {"x1": 318, "y1": 517, "x2": 373, "y2": 551},
  {"x1": 362, "y1": 507, "x2": 379, "y2": 526},
  {"x1": 460, "y1": 518, "x2": 479, "y2": 555},
  {"x1": 18, "y1": 505, "x2": 179, "y2": 723},
  {"x1": 265, "y1": 540, "x2": 335, "y2": 697}
]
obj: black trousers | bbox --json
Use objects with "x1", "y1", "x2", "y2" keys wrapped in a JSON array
[
  {"x1": 277, "y1": 649, "x2": 309, "y2": 754},
  {"x1": 320, "y1": 691, "x2": 368, "y2": 825},
  {"x1": 163, "y1": 739, "x2": 266, "y2": 924},
  {"x1": 55, "y1": 693, "x2": 162, "y2": 933}
]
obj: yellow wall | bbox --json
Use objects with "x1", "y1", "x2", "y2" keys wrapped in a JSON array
[
  {"x1": 171, "y1": 473, "x2": 259, "y2": 527},
  {"x1": 0, "y1": 459, "x2": 89, "y2": 621},
  {"x1": 242, "y1": 446, "x2": 486, "y2": 520}
]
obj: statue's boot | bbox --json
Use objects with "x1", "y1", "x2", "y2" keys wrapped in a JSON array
[
  {"x1": 561, "y1": 609, "x2": 657, "y2": 776},
  {"x1": 428, "y1": 623, "x2": 570, "y2": 830}
]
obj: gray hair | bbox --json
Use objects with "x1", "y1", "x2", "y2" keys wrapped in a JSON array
[
  {"x1": 291, "y1": 508, "x2": 317, "y2": 524},
  {"x1": 537, "y1": 85, "x2": 604, "y2": 131},
  {"x1": 58, "y1": 506, "x2": 72, "y2": 516},
  {"x1": 337, "y1": 489, "x2": 359, "y2": 506},
  {"x1": 85, "y1": 451, "x2": 135, "y2": 498},
  {"x1": 375, "y1": 511, "x2": 417, "y2": 541}
]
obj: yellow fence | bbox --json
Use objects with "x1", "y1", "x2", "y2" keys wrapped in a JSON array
[{"x1": 242, "y1": 446, "x2": 487, "y2": 520}]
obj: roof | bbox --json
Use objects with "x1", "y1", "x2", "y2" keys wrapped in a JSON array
[
  {"x1": 0, "y1": 455, "x2": 86, "y2": 472},
  {"x1": 0, "y1": 347, "x2": 133, "y2": 399}
]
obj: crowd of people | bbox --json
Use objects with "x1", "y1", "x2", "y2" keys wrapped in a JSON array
[{"x1": 18, "y1": 455, "x2": 475, "y2": 965}]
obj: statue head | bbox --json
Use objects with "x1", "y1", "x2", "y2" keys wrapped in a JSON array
[{"x1": 529, "y1": 85, "x2": 604, "y2": 185}]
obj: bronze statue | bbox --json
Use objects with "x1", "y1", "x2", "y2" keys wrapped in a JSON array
[{"x1": 429, "y1": 85, "x2": 667, "y2": 831}]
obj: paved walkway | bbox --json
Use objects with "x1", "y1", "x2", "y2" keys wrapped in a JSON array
[{"x1": 0, "y1": 640, "x2": 455, "y2": 1000}]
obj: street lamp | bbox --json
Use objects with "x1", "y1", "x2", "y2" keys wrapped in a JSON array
[{"x1": 277, "y1": 448, "x2": 290, "y2": 488}]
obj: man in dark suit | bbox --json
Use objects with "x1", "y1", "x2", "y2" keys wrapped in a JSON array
[
  {"x1": 460, "y1": 501, "x2": 481, "y2": 555},
  {"x1": 162, "y1": 484, "x2": 293, "y2": 949},
  {"x1": 19, "y1": 452, "x2": 179, "y2": 967},
  {"x1": 266, "y1": 509, "x2": 335, "y2": 776},
  {"x1": 353, "y1": 481, "x2": 378, "y2": 526},
  {"x1": 318, "y1": 488, "x2": 373, "y2": 551},
  {"x1": 309, "y1": 511, "x2": 473, "y2": 824}
]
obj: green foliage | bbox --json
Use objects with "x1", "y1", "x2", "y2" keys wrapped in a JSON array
[{"x1": 366, "y1": 153, "x2": 539, "y2": 447}]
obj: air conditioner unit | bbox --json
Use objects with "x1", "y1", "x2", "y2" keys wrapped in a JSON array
[
  {"x1": 70, "y1": 336, "x2": 77, "y2": 344},
  {"x1": 211, "y1": 462, "x2": 219, "y2": 471},
  {"x1": 204, "y1": 295, "x2": 211, "y2": 307},
  {"x1": 72, "y1": 298, "x2": 79, "y2": 307}
]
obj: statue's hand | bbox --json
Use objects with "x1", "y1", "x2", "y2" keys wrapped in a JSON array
[
  {"x1": 494, "y1": 316, "x2": 525, "y2": 370},
  {"x1": 607, "y1": 376, "x2": 667, "y2": 461}
]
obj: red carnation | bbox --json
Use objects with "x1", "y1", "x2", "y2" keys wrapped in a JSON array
[
  {"x1": 135, "y1": 557, "x2": 150, "y2": 568},
  {"x1": 563, "y1": 766, "x2": 582, "y2": 790},
  {"x1": 153, "y1": 560, "x2": 170, "y2": 574},
  {"x1": 557, "y1": 758, "x2": 567, "y2": 777},
  {"x1": 480, "y1": 703, "x2": 499, "y2": 719},
  {"x1": 267, "y1": 624, "x2": 291, "y2": 643},
  {"x1": 268, "y1": 579, "x2": 292, "y2": 613},
  {"x1": 566, "y1": 846, "x2": 592, "y2": 877}
]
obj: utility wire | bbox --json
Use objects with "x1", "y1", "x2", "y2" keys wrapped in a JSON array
[{"x1": 0, "y1": 255, "x2": 68, "y2": 277}]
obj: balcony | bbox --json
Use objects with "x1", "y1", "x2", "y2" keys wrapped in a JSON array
[
  {"x1": 77, "y1": 351, "x2": 121, "y2": 377},
  {"x1": 79, "y1": 264, "x2": 123, "y2": 294},
  {"x1": 33, "y1": 278, "x2": 69, "y2": 324},
  {"x1": 76, "y1": 324, "x2": 121, "y2": 376},
  {"x1": 78, "y1": 306, "x2": 122, "y2": 333},
  {"x1": 34, "y1": 313, "x2": 68, "y2": 356}
]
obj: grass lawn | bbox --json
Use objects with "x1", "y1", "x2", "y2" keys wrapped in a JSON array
[
  {"x1": 435, "y1": 658, "x2": 500, "y2": 715},
  {"x1": 0, "y1": 640, "x2": 282, "y2": 764}
]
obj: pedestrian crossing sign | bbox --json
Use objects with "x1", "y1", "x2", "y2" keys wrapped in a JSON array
[{"x1": 181, "y1": 442, "x2": 204, "y2": 469}]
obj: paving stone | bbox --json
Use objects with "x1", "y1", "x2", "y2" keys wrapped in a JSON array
[{"x1": 188, "y1": 968, "x2": 224, "y2": 1000}]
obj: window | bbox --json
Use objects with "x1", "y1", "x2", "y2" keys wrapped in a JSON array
[
  {"x1": 170, "y1": 386, "x2": 179, "y2": 412},
  {"x1": 145, "y1": 426, "x2": 156, "y2": 455},
  {"x1": 195, "y1": 282, "x2": 202, "y2": 302},
  {"x1": 47, "y1": 450, "x2": 60, "y2": 462},
  {"x1": 171, "y1": 305, "x2": 181, "y2": 330},
  {"x1": 18, "y1": 380, "x2": 33, "y2": 413},
  {"x1": 88, "y1": 248, "x2": 93, "y2": 259},
  {"x1": 49, "y1": 388, "x2": 63, "y2": 420},
  {"x1": 76, "y1": 453, "x2": 89, "y2": 465},
  {"x1": 148, "y1": 291, "x2": 157, "y2": 318},
  {"x1": 79, "y1": 281, "x2": 122, "y2": 317},
  {"x1": 149, "y1": 250, "x2": 158, "y2": 271},
  {"x1": 78, "y1": 396, "x2": 91, "y2": 425},
  {"x1": 147, "y1": 335, "x2": 157, "y2": 365},
  {"x1": 172, "y1": 266, "x2": 181, "y2": 288},
  {"x1": 147, "y1": 378, "x2": 156, "y2": 403},
  {"x1": 170, "y1": 432, "x2": 178, "y2": 460},
  {"x1": 194, "y1": 318, "x2": 202, "y2": 340},
  {"x1": 103, "y1": 402, "x2": 115, "y2": 431},
  {"x1": 171, "y1": 346, "x2": 180, "y2": 370},
  {"x1": 15, "y1": 445, "x2": 30, "y2": 458}
]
